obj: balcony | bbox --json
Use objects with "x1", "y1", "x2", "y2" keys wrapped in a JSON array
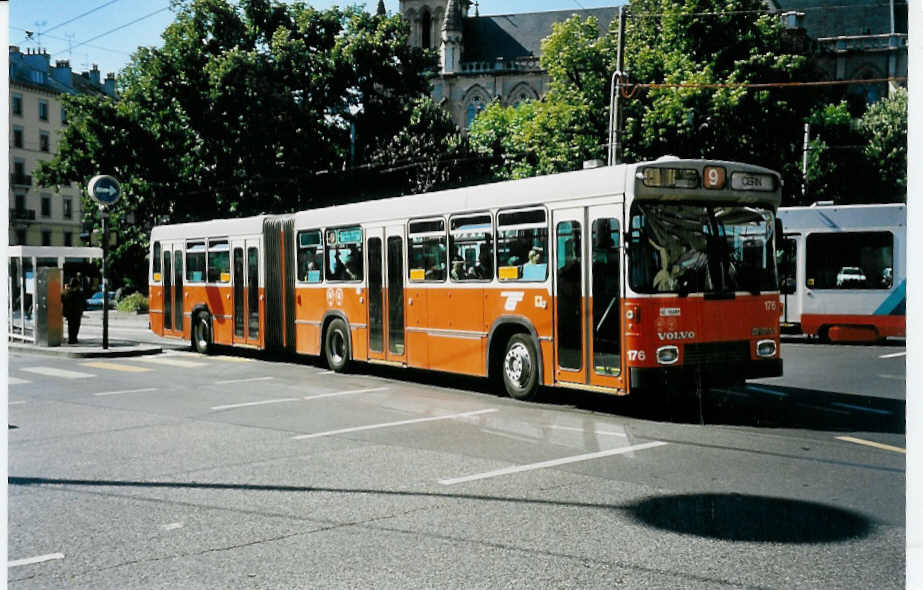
[
  {"x1": 10, "y1": 208, "x2": 36, "y2": 221},
  {"x1": 10, "y1": 173, "x2": 32, "y2": 187},
  {"x1": 817, "y1": 33, "x2": 908, "y2": 54},
  {"x1": 459, "y1": 56, "x2": 543, "y2": 75}
]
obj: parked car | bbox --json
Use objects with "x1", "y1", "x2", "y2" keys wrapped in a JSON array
[
  {"x1": 836, "y1": 266, "x2": 866, "y2": 288},
  {"x1": 86, "y1": 290, "x2": 117, "y2": 310}
]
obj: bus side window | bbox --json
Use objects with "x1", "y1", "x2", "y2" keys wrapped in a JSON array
[
  {"x1": 497, "y1": 208, "x2": 547, "y2": 281},
  {"x1": 297, "y1": 229, "x2": 323, "y2": 283},
  {"x1": 207, "y1": 239, "x2": 230, "y2": 283},
  {"x1": 186, "y1": 240, "x2": 206, "y2": 282},
  {"x1": 325, "y1": 226, "x2": 363, "y2": 282},
  {"x1": 152, "y1": 241, "x2": 161, "y2": 281},
  {"x1": 449, "y1": 213, "x2": 492, "y2": 281},
  {"x1": 408, "y1": 218, "x2": 446, "y2": 282}
]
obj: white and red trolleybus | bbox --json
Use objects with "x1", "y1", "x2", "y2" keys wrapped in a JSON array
[
  {"x1": 776, "y1": 203, "x2": 905, "y2": 342},
  {"x1": 149, "y1": 158, "x2": 783, "y2": 400}
]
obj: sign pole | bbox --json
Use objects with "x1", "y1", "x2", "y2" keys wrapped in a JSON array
[
  {"x1": 101, "y1": 207, "x2": 109, "y2": 349},
  {"x1": 87, "y1": 174, "x2": 121, "y2": 351}
]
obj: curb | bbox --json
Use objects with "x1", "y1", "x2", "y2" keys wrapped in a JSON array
[{"x1": 8, "y1": 342, "x2": 163, "y2": 358}]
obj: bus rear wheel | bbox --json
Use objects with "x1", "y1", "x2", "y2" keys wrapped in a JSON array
[
  {"x1": 502, "y1": 334, "x2": 539, "y2": 401},
  {"x1": 324, "y1": 318, "x2": 351, "y2": 372},
  {"x1": 192, "y1": 312, "x2": 213, "y2": 355}
]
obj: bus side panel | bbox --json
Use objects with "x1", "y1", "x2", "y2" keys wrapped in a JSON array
[
  {"x1": 405, "y1": 286, "x2": 429, "y2": 368},
  {"x1": 801, "y1": 313, "x2": 905, "y2": 338},
  {"x1": 205, "y1": 285, "x2": 233, "y2": 345},
  {"x1": 294, "y1": 286, "x2": 325, "y2": 355},
  {"x1": 427, "y1": 288, "x2": 485, "y2": 375},
  {"x1": 484, "y1": 287, "x2": 553, "y2": 382},
  {"x1": 149, "y1": 285, "x2": 164, "y2": 335}
]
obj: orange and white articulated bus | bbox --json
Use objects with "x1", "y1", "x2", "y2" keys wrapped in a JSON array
[
  {"x1": 776, "y1": 203, "x2": 905, "y2": 342},
  {"x1": 149, "y1": 158, "x2": 783, "y2": 400}
]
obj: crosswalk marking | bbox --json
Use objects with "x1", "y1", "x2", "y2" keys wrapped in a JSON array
[
  {"x1": 130, "y1": 357, "x2": 208, "y2": 368},
  {"x1": 82, "y1": 361, "x2": 153, "y2": 373},
  {"x1": 94, "y1": 387, "x2": 158, "y2": 397},
  {"x1": 21, "y1": 367, "x2": 94, "y2": 379},
  {"x1": 8, "y1": 377, "x2": 31, "y2": 385}
]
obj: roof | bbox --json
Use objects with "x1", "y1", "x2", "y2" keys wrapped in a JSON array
[
  {"x1": 8, "y1": 48, "x2": 116, "y2": 98},
  {"x1": 461, "y1": 7, "x2": 620, "y2": 62},
  {"x1": 769, "y1": 0, "x2": 907, "y2": 38}
]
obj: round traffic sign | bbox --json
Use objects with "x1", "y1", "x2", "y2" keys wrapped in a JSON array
[{"x1": 88, "y1": 175, "x2": 121, "y2": 206}]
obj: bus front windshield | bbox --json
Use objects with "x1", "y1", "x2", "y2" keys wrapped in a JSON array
[{"x1": 629, "y1": 202, "x2": 778, "y2": 296}]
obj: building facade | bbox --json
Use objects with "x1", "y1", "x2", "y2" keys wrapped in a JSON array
[
  {"x1": 402, "y1": 0, "x2": 907, "y2": 130},
  {"x1": 9, "y1": 46, "x2": 117, "y2": 248}
]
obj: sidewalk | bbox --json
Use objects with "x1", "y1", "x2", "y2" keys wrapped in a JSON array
[{"x1": 9, "y1": 310, "x2": 174, "y2": 358}]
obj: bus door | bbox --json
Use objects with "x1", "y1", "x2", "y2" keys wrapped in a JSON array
[
  {"x1": 778, "y1": 234, "x2": 801, "y2": 329},
  {"x1": 162, "y1": 242, "x2": 185, "y2": 338},
  {"x1": 386, "y1": 225, "x2": 406, "y2": 364},
  {"x1": 366, "y1": 228, "x2": 386, "y2": 361},
  {"x1": 232, "y1": 238, "x2": 262, "y2": 346},
  {"x1": 552, "y1": 204, "x2": 625, "y2": 391}
]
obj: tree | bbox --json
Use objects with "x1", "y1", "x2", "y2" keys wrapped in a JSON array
[
  {"x1": 860, "y1": 87, "x2": 907, "y2": 202},
  {"x1": 470, "y1": 0, "x2": 829, "y2": 202},
  {"x1": 36, "y1": 0, "x2": 442, "y2": 290},
  {"x1": 803, "y1": 101, "x2": 877, "y2": 204}
]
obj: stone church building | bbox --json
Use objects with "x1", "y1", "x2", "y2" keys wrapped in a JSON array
[
  {"x1": 397, "y1": 0, "x2": 906, "y2": 131},
  {"x1": 399, "y1": 0, "x2": 618, "y2": 129}
]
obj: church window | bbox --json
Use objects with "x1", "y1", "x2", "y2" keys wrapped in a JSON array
[{"x1": 421, "y1": 10, "x2": 432, "y2": 49}]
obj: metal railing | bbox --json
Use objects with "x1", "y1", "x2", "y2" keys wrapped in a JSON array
[
  {"x1": 459, "y1": 56, "x2": 542, "y2": 74},
  {"x1": 10, "y1": 208, "x2": 36, "y2": 221},
  {"x1": 11, "y1": 173, "x2": 32, "y2": 186}
]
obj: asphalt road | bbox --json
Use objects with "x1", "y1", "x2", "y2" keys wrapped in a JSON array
[{"x1": 7, "y1": 335, "x2": 905, "y2": 589}]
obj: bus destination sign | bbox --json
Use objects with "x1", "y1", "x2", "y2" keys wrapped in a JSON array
[{"x1": 730, "y1": 171, "x2": 775, "y2": 192}]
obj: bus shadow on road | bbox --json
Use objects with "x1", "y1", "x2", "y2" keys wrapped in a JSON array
[{"x1": 624, "y1": 492, "x2": 873, "y2": 543}]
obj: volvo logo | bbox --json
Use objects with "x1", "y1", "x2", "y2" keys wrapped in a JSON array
[{"x1": 657, "y1": 330, "x2": 695, "y2": 341}]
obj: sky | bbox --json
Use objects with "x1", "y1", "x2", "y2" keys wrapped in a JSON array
[{"x1": 10, "y1": 0, "x2": 623, "y2": 80}]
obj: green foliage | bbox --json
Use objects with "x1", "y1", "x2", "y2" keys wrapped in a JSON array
[
  {"x1": 35, "y1": 0, "x2": 443, "y2": 289},
  {"x1": 803, "y1": 101, "x2": 874, "y2": 204},
  {"x1": 115, "y1": 292, "x2": 149, "y2": 313},
  {"x1": 860, "y1": 87, "x2": 907, "y2": 201},
  {"x1": 469, "y1": 0, "x2": 828, "y2": 202}
]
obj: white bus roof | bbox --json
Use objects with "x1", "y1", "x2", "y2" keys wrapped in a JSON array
[
  {"x1": 778, "y1": 203, "x2": 905, "y2": 232},
  {"x1": 151, "y1": 214, "x2": 269, "y2": 241}
]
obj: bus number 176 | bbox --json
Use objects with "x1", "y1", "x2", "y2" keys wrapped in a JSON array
[{"x1": 628, "y1": 350, "x2": 646, "y2": 361}]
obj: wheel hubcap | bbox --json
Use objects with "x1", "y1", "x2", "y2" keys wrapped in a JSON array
[
  {"x1": 505, "y1": 343, "x2": 531, "y2": 386},
  {"x1": 331, "y1": 331, "x2": 345, "y2": 364}
]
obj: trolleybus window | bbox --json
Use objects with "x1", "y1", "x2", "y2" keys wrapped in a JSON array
[
  {"x1": 408, "y1": 218, "x2": 446, "y2": 282},
  {"x1": 449, "y1": 214, "x2": 492, "y2": 281},
  {"x1": 497, "y1": 208, "x2": 547, "y2": 281},
  {"x1": 629, "y1": 202, "x2": 777, "y2": 296},
  {"x1": 325, "y1": 226, "x2": 363, "y2": 281},
  {"x1": 186, "y1": 241, "x2": 206, "y2": 282},
  {"x1": 152, "y1": 241, "x2": 161, "y2": 280},
  {"x1": 805, "y1": 231, "x2": 893, "y2": 289},
  {"x1": 296, "y1": 230, "x2": 323, "y2": 283},
  {"x1": 207, "y1": 239, "x2": 230, "y2": 283},
  {"x1": 776, "y1": 237, "x2": 797, "y2": 294}
]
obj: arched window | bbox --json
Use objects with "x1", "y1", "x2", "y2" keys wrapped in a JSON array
[
  {"x1": 421, "y1": 9, "x2": 432, "y2": 49},
  {"x1": 465, "y1": 95, "x2": 485, "y2": 128}
]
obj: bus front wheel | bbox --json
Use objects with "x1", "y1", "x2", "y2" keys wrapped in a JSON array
[
  {"x1": 502, "y1": 334, "x2": 539, "y2": 401},
  {"x1": 324, "y1": 318, "x2": 351, "y2": 372}
]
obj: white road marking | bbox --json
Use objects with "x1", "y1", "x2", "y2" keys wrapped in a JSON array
[
  {"x1": 547, "y1": 425, "x2": 628, "y2": 437},
  {"x1": 303, "y1": 387, "x2": 390, "y2": 400},
  {"x1": 316, "y1": 370, "x2": 336, "y2": 375},
  {"x1": 211, "y1": 398, "x2": 298, "y2": 411},
  {"x1": 439, "y1": 441, "x2": 668, "y2": 486},
  {"x1": 81, "y1": 361, "x2": 152, "y2": 373},
  {"x1": 293, "y1": 408, "x2": 498, "y2": 440},
  {"x1": 876, "y1": 374, "x2": 905, "y2": 381},
  {"x1": 131, "y1": 357, "x2": 207, "y2": 368},
  {"x1": 9, "y1": 400, "x2": 28, "y2": 405},
  {"x1": 8, "y1": 553, "x2": 65, "y2": 567},
  {"x1": 836, "y1": 436, "x2": 905, "y2": 454},
  {"x1": 93, "y1": 387, "x2": 158, "y2": 397},
  {"x1": 879, "y1": 351, "x2": 906, "y2": 359},
  {"x1": 214, "y1": 376, "x2": 274, "y2": 385},
  {"x1": 161, "y1": 522, "x2": 184, "y2": 531},
  {"x1": 8, "y1": 377, "x2": 31, "y2": 385},
  {"x1": 21, "y1": 367, "x2": 94, "y2": 379},
  {"x1": 211, "y1": 355, "x2": 254, "y2": 363}
]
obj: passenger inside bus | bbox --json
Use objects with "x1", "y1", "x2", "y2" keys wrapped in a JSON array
[{"x1": 522, "y1": 247, "x2": 546, "y2": 280}]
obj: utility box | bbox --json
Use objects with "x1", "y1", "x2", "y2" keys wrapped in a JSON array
[{"x1": 35, "y1": 267, "x2": 63, "y2": 347}]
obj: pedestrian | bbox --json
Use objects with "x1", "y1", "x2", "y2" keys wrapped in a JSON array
[{"x1": 61, "y1": 278, "x2": 85, "y2": 344}]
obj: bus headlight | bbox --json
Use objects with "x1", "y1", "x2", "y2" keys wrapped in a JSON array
[
  {"x1": 756, "y1": 339, "x2": 777, "y2": 358},
  {"x1": 656, "y1": 345, "x2": 679, "y2": 365}
]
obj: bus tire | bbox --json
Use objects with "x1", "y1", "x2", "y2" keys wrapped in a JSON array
[
  {"x1": 324, "y1": 318, "x2": 351, "y2": 372},
  {"x1": 192, "y1": 312, "x2": 213, "y2": 355},
  {"x1": 501, "y1": 334, "x2": 539, "y2": 401}
]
